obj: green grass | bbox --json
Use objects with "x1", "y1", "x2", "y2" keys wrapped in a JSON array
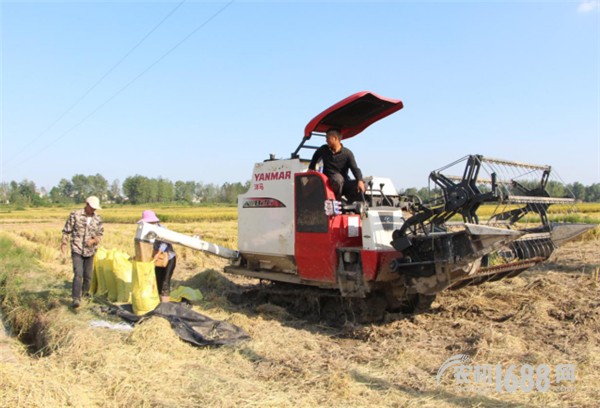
[
  {"x1": 0, "y1": 234, "x2": 66, "y2": 346},
  {"x1": 0, "y1": 235, "x2": 37, "y2": 301}
]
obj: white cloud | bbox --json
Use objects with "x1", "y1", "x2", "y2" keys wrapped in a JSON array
[{"x1": 578, "y1": 0, "x2": 599, "y2": 13}]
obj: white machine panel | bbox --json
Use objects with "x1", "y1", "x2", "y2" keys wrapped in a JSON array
[
  {"x1": 362, "y1": 208, "x2": 405, "y2": 250},
  {"x1": 238, "y1": 158, "x2": 307, "y2": 256}
]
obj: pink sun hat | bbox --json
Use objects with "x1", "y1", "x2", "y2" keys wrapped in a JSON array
[{"x1": 138, "y1": 210, "x2": 160, "y2": 223}]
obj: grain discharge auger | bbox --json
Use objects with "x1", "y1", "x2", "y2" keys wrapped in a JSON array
[{"x1": 135, "y1": 91, "x2": 594, "y2": 317}]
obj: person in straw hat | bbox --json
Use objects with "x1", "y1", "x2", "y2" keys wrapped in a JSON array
[
  {"x1": 61, "y1": 196, "x2": 104, "y2": 308},
  {"x1": 138, "y1": 210, "x2": 177, "y2": 303}
]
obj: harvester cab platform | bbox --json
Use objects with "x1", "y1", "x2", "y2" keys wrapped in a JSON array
[{"x1": 233, "y1": 92, "x2": 410, "y2": 293}]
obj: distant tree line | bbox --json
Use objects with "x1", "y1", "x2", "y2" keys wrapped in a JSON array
[
  {"x1": 0, "y1": 174, "x2": 251, "y2": 207},
  {"x1": 1, "y1": 174, "x2": 599, "y2": 208},
  {"x1": 402, "y1": 180, "x2": 600, "y2": 203}
]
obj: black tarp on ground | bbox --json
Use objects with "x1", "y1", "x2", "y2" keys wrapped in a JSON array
[{"x1": 105, "y1": 302, "x2": 250, "y2": 347}]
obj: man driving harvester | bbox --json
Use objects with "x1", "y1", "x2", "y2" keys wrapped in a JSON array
[{"x1": 308, "y1": 127, "x2": 366, "y2": 203}]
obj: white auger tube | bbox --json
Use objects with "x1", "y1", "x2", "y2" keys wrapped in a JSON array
[{"x1": 135, "y1": 222, "x2": 239, "y2": 260}]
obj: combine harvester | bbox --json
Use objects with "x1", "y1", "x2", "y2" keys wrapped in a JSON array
[{"x1": 136, "y1": 92, "x2": 594, "y2": 318}]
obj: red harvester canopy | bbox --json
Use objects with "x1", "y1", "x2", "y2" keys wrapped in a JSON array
[{"x1": 304, "y1": 91, "x2": 403, "y2": 140}]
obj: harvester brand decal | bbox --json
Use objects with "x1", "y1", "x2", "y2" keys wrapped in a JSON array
[
  {"x1": 254, "y1": 171, "x2": 291, "y2": 182},
  {"x1": 243, "y1": 197, "x2": 286, "y2": 208},
  {"x1": 379, "y1": 212, "x2": 395, "y2": 231}
]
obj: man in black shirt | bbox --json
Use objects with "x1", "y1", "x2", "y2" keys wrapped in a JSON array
[{"x1": 308, "y1": 127, "x2": 366, "y2": 202}]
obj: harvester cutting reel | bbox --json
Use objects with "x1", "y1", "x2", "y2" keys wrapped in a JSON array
[{"x1": 389, "y1": 155, "x2": 593, "y2": 291}]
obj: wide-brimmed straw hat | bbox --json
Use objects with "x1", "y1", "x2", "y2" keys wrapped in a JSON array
[
  {"x1": 138, "y1": 210, "x2": 160, "y2": 223},
  {"x1": 86, "y1": 196, "x2": 101, "y2": 210}
]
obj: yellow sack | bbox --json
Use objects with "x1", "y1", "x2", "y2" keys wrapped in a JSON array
[
  {"x1": 170, "y1": 286, "x2": 203, "y2": 303},
  {"x1": 132, "y1": 261, "x2": 159, "y2": 315},
  {"x1": 112, "y1": 250, "x2": 133, "y2": 303},
  {"x1": 102, "y1": 249, "x2": 118, "y2": 302},
  {"x1": 92, "y1": 247, "x2": 108, "y2": 296}
]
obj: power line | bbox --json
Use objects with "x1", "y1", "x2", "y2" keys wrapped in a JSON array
[
  {"x1": 8, "y1": 0, "x2": 235, "y2": 171},
  {"x1": 5, "y1": 0, "x2": 187, "y2": 166}
]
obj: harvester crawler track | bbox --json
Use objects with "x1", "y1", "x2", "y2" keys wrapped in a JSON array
[{"x1": 226, "y1": 282, "x2": 434, "y2": 325}]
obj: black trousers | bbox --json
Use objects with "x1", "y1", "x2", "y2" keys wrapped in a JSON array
[
  {"x1": 328, "y1": 173, "x2": 362, "y2": 203},
  {"x1": 72, "y1": 252, "x2": 94, "y2": 300},
  {"x1": 155, "y1": 256, "x2": 176, "y2": 297}
]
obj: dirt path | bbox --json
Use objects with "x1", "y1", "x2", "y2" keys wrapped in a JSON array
[{"x1": 0, "y1": 311, "x2": 18, "y2": 364}]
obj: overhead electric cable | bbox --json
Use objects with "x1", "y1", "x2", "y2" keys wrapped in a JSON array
[
  {"x1": 6, "y1": 0, "x2": 187, "y2": 166},
  {"x1": 8, "y1": 0, "x2": 234, "y2": 171}
]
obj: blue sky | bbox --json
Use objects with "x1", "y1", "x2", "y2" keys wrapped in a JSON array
[{"x1": 1, "y1": 0, "x2": 598, "y2": 192}]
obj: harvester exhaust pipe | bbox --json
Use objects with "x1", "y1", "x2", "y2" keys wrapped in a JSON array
[{"x1": 135, "y1": 222, "x2": 239, "y2": 260}]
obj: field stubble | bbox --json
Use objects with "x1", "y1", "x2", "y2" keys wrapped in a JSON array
[{"x1": 0, "y1": 206, "x2": 598, "y2": 407}]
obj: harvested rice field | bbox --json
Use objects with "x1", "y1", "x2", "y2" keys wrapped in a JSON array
[{"x1": 0, "y1": 207, "x2": 598, "y2": 407}]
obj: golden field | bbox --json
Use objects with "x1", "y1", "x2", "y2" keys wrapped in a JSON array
[
  {"x1": 0, "y1": 205, "x2": 599, "y2": 407},
  {"x1": 0, "y1": 205, "x2": 238, "y2": 224}
]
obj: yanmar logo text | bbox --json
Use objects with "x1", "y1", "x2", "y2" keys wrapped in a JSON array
[
  {"x1": 254, "y1": 171, "x2": 291, "y2": 182},
  {"x1": 242, "y1": 198, "x2": 286, "y2": 208}
]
